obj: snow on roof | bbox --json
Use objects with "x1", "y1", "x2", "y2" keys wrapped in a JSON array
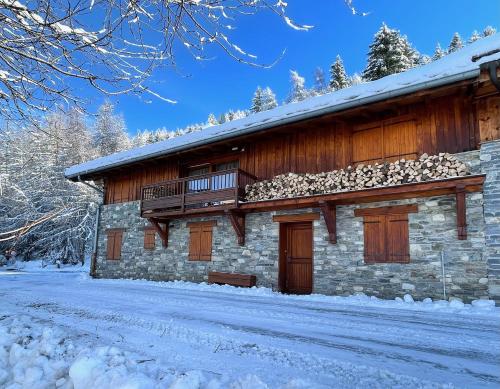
[{"x1": 66, "y1": 35, "x2": 500, "y2": 179}]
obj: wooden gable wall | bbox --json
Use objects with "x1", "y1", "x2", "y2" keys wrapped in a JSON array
[{"x1": 104, "y1": 92, "x2": 480, "y2": 204}]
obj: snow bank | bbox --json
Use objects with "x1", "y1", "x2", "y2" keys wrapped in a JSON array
[
  {"x1": 2, "y1": 259, "x2": 89, "y2": 273},
  {"x1": 97, "y1": 278, "x2": 499, "y2": 317},
  {"x1": 0, "y1": 314, "x2": 316, "y2": 389}
]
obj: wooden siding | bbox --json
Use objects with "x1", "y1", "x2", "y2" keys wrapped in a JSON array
[
  {"x1": 104, "y1": 92, "x2": 482, "y2": 205},
  {"x1": 105, "y1": 161, "x2": 178, "y2": 204}
]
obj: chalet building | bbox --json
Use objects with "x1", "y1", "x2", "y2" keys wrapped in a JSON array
[{"x1": 66, "y1": 36, "x2": 500, "y2": 304}]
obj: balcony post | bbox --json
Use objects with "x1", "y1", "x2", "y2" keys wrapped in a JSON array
[{"x1": 181, "y1": 180, "x2": 185, "y2": 213}]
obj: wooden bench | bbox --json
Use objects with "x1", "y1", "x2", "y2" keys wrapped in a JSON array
[{"x1": 208, "y1": 271, "x2": 256, "y2": 287}]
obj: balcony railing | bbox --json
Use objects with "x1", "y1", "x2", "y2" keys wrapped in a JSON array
[{"x1": 141, "y1": 169, "x2": 257, "y2": 217}]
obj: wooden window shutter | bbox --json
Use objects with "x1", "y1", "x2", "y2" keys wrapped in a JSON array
[
  {"x1": 363, "y1": 215, "x2": 385, "y2": 263},
  {"x1": 386, "y1": 214, "x2": 410, "y2": 263},
  {"x1": 188, "y1": 221, "x2": 215, "y2": 261},
  {"x1": 144, "y1": 229, "x2": 156, "y2": 250},
  {"x1": 357, "y1": 204, "x2": 415, "y2": 264},
  {"x1": 106, "y1": 230, "x2": 123, "y2": 260},
  {"x1": 189, "y1": 225, "x2": 202, "y2": 260},
  {"x1": 106, "y1": 232, "x2": 115, "y2": 260},
  {"x1": 199, "y1": 225, "x2": 213, "y2": 261}
]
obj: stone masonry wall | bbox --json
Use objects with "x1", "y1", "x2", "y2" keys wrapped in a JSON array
[
  {"x1": 95, "y1": 149, "x2": 492, "y2": 303},
  {"x1": 96, "y1": 204, "x2": 280, "y2": 288},
  {"x1": 480, "y1": 140, "x2": 500, "y2": 304}
]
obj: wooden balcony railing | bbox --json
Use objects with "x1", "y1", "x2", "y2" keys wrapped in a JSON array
[{"x1": 141, "y1": 169, "x2": 257, "y2": 217}]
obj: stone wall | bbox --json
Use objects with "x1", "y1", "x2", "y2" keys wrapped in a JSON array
[
  {"x1": 480, "y1": 140, "x2": 500, "y2": 304},
  {"x1": 96, "y1": 203, "x2": 280, "y2": 288},
  {"x1": 94, "y1": 148, "x2": 493, "y2": 303}
]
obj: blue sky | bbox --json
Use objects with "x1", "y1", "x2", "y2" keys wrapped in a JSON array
[{"x1": 92, "y1": 0, "x2": 499, "y2": 135}]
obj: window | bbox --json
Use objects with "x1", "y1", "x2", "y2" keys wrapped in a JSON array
[
  {"x1": 352, "y1": 117, "x2": 417, "y2": 166},
  {"x1": 185, "y1": 161, "x2": 239, "y2": 193},
  {"x1": 106, "y1": 229, "x2": 124, "y2": 260},
  {"x1": 144, "y1": 228, "x2": 156, "y2": 250},
  {"x1": 354, "y1": 205, "x2": 417, "y2": 264},
  {"x1": 188, "y1": 221, "x2": 216, "y2": 261}
]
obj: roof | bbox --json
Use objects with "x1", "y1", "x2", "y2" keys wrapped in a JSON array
[{"x1": 65, "y1": 34, "x2": 500, "y2": 180}]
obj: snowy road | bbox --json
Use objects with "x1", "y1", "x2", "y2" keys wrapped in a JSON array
[{"x1": 1, "y1": 269, "x2": 499, "y2": 388}]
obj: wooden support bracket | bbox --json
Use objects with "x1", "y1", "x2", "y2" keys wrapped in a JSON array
[
  {"x1": 319, "y1": 201, "x2": 337, "y2": 244},
  {"x1": 226, "y1": 210, "x2": 245, "y2": 246},
  {"x1": 455, "y1": 185, "x2": 467, "y2": 240},
  {"x1": 148, "y1": 218, "x2": 169, "y2": 247}
]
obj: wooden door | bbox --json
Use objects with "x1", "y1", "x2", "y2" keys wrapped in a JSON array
[{"x1": 280, "y1": 222, "x2": 313, "y2": 294}]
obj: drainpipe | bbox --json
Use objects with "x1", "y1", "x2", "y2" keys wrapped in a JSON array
[
  {"x1": 441, "y1": 251, "x2": 447, "y2": 300},
  {"x1": 77, "y1": 176, "x2": 104, "y2": 277}
]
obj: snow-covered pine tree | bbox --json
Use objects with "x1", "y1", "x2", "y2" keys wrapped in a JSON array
[
  {"x1": 251, "y1": 87, "x2": 264, "y2": 113},
  {"x1": 313, "y1": 67, "x2": 328, "y2": 95},
  {"x1": 447, "y1": 33, "x2": 464, "y2": 53},
  {"x1": 286, "y1": 70, "x2": 309, "y2": 103},
  {"x1": 350, "y1": 73, "x2": 364, "y2": 86},
  {"x1": 433, "y1": 43, "x2": 445, "y2": 60},
  {"x1": 93, "y1": 101, "x2": 131, "y2": 156},
  {"x1": 483, "y1": 26, "x2": 496, "y2": 37},
  {"x1": 419, "y1": 54, "x2": 432, "y2": 65},
  {"x1": 260, "y1": 87, "x2": 278, "y2": 111},
  {"x1": 468, "y1": 30, "x2": 481, "y2": 44},
  {"x1": 330, "y1": 55, "x2": 350, "y2": 91},
  {"x1": 207, "y1": 113, "x2": 218, "y2": 126},
  {"x1": 362, "y1": 23, "x2": 420, "y2": 81}
]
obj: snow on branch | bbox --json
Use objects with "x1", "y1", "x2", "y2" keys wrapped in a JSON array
[{"x1": 0, "y1": 0, "x2": 313, "y2": 122}]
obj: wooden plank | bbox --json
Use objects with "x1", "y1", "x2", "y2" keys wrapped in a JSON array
[
  {"x1": 272, "y1": 213, "x2": 320, "y2": 223},
  {"x1": 354, "y1": 204, "x2": 418, "y2": 217}
]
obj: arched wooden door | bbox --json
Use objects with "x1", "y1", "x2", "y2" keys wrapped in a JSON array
[{"x1": 279, "y1": 222, "x2": 313, "y2": 294}]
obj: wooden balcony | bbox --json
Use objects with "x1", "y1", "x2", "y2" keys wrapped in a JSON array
[{"x1": 140, "y1": 169, "x2": 257, "y2": 218}]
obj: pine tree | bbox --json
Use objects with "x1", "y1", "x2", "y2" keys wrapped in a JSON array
[
  {"x1": 447, "y1": 32, "x2": 463, "y2": 53},
  {"x1": 350, "y1": 73, "x2": 364, "y2": 86},
  {"x1": 433, "y1": 43, "x2": 445, "y2": 60},
  {"x1": 251, "y1": 86, "x2": 264, "y2": 113},
  {"x1": 313, "y1": 67, "x2": 328, "y2": 94},
  {"x1": 468, "y1": 30, "x2": 481, "y2": 44},
  {"x1": 483, "y1": 26, "x2": 496, "y2": 37},
  {"x1": 330, "y1": 56, "x2": 350, "y2": 91},
  {"x1": 93, "y1": 101, "x2": 130, "y2": 156},
  {"x1": 207, "y1": 113, "x2": 218, "y2": 126},
  {"x1": 260, "y1": 87, "x2": 278, "y2": 111},
  {"x1": 419, "y1": 54, "x2": 431, "y2": 65},
  {"x1": 286, "y1": 70, "x2": 309, "y2": 103},
  {"x1": 362, "y1": 23, "x2": 420, "y2": 81}
]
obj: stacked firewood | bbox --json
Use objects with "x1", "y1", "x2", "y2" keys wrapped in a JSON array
[{"x1": 245, "y1": 153, "x2": 469, "y2": 201}]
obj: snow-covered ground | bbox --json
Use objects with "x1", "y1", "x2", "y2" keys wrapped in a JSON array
[{"x1": 0, "y1": 265, "x2": 499, "y2": 388}]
